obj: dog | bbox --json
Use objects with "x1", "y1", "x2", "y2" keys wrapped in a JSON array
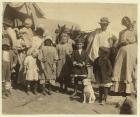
[{"x1": 82, "y1": 79, "x2": 96, "y2": 103}]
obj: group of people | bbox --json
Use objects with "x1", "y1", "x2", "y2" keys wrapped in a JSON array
[{"x1": 2, "y1": 16, "x2": 137, "y2": 107}]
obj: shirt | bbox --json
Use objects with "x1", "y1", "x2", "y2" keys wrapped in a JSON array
[
  {"x1": 2, "y1": 50, "x2": 10, "y2": 62},
  {"x1": 89, "y1": 28, "x2": 117, "y2": 61}
]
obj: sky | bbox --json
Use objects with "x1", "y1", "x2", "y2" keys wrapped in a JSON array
[{"x1": 37, "y1": 3, "x2": 137, "y2": 37}]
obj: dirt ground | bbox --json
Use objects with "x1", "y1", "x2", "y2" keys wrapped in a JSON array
[{"x1": 2, "y1": 86, "x2": 120, "y2": 114}]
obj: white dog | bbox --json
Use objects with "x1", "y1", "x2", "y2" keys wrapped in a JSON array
[{"x1": 82, "y1": 79, "x2": 96, "y2": 103}]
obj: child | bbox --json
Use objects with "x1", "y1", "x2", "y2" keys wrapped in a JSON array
[
  {"x1": 21, "y1": 18, "x2": 34, "y2": 43},
  {"x1": 24, "y1": 49, "x2": 39, "y2": 95},
  {"x1": 56, "y1": 32, "x2": 73, "y2": 93},
  {"x1": 2, "y1": 38, "x2": 16, "y2": 98},
  {"x1": 38, "y1": 37, "x2": 58, "y2": 95},
  {"x1": 93, "y1": 47, "x2": 112, "y2": 105},
  {"x1": 70, "y1": 38, "x2": 88, "y2": 98}
]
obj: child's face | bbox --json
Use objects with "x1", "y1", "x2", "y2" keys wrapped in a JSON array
[
  {"x1": 32, "y1": 51, "x2": 38, "y2": 58},
  {"x1": 76, "y1": 43, "x2": 83, "y2": 49},
  {"x1": 44, "y1": 40, "x2": 52, "y2": 46},
  {"x1": 61, "y1": 33, "x2": 68, "y2": 44}
]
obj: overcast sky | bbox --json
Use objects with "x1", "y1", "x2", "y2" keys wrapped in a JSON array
[{"x1": 37, "y1": 3, "x2": 137, "y2": 37}]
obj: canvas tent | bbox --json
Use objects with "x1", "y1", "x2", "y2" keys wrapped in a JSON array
[
  {"x1": 3, "y1": 2, "x2": 45, "y2": 29},
  {"x1": 3, "y1": 2, "x2": 80, "y2": 36}
]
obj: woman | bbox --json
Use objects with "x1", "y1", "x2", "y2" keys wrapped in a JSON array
[{"x1": 111, "y1": 16, "x2": 137, "y2": 95}]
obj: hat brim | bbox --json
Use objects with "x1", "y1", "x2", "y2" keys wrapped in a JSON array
[{"x1": 99, "y1": 22, "x2": 110, "y2": 24}]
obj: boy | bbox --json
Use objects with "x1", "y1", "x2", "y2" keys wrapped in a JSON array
[
  {"x1": 93, "y1": 47, "x2": 112, "y2": 105},
  {"x1": 70, "y1": 38, "x2": 88, "y2": 97}
]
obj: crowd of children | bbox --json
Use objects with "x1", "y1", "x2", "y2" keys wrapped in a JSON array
[{"x1": 2, "y1": 17, "x2": 137, "y2": 110}]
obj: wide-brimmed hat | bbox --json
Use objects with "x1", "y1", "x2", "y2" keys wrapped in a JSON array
[
  {"x1": 3, "y1": 18, "x2": 13, "y2": 27},
  {"x1": 99, "y1": 17, "x2": 110, "y2": 24}
]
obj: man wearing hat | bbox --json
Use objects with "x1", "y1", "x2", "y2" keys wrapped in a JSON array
[
  {"x1": 70, "y1": 37, "x2": 88, "y2": 97},
  {"x1": 88, "y1": 17, "x2": 117, "y2": 62}
]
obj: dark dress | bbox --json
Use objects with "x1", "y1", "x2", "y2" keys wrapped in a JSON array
[
  {"x1": 71, "y1": 49, "x2": 88, "y2": 76},
  {"x1": 93, "y1": 57, "x2": 112, "y2": 85}
]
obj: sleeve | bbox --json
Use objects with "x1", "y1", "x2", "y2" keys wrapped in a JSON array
[
  {"x1": 56, "y1": 45, "x2": 60, "y2": 59},
  {"x1": 89, "y1": 34, "x2": 99, "y2": 61},
  {"x1": 38, "y1": 48, "x2": 43, "y2": 62},
  {"x1": 7, "y1": 28, "x2": 17, "y2": 47},
  {"x1": 54, "y1": 48, "x2": 59, "y2": 61},
  {"x1": 71, "y1": 51, "x2": 76, "y2": 64},
  {"x1": 67, "y1": 44, "x2": 73, "y2": 55},
  {"x1": 24, "y1": 57, "x2": 28, "y2": 69},
  {"x1": 117, "y1": 31, "x2": 128, "y2": 48}
]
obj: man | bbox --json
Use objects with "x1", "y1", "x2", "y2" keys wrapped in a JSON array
[{"x1": 88, "y1": 17, "x2": 117, "y2": 62}]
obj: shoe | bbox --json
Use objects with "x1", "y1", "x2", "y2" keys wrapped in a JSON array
[
  {"x1": 99, "y1": 101, "x2": 105, "y2": 105},
  {"x1": 5, "y1": 90, "x2": 9, "y2": 97},
  {"x1": 26, "y1": 86, "x2": 30, "y2": 95},
  {"x1": 33, "y1": 90, "x2": 37, "y2": 95},
  {"x1": 42, "y1": 90, "x2": 47, "y2": 96},
  {"x1": 47, "y1": 90, "x2": 52, "y2": 95},
  {"x1": 70, "y1": 91, "x2": 77, "y2": 98},
  {"x1": 7, "y1": 89, "x2": 12, "y2": 95}
]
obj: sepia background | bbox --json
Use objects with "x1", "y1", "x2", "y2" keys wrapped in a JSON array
[
  {"x1": 38, "y1": 3, "x2": 137, "y2": 37},
  {"x1": 1, "y1": 2, "x2": 138, "y2": 115}
]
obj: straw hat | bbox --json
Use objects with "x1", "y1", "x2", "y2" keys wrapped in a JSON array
[{"x1": 99, "y1": 17, "x2": 110, "y2": 24}]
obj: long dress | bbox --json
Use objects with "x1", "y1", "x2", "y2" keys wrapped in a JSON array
[
  {"x1": 24, "y1": 56, "x2": 38, "y2": 81},
  {"x1": 111, "y1": 29, "x2": 137, "y2": 94},
  {"x1": 38, "y1": 46, "x2": 58, "y2": 84},
  {"x1": 56, "y1": 43, "x2": 73, "y2": 81}
]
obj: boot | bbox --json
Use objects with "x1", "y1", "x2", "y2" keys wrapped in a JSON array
[
  {"x1": 47, "y1": 84, "x2": 52, "y2": 95},
  {"x1": 32, "y1": 81, "x2": 38, "y2": 95},
  {"x1": 5, "y1": 89, "x2": 10, "y2": 97},
  {"x1": 59, "y1": 83, "x2": 63, "y2": 92},
  {"x1": 64, "y1": 85, "x2": 68, "y2": 94},
  {"x1": 41, "y1": 84, "x2": 46, "y2": 96},
  {"x1": 70, "y1": 85, "x2": 78, "y2": 98},
  {"x1": 26, "y1": 84, "x2": 30, "y2": 95},
  {"x1": 7, "y1": 89, "x2": 12, "y2": 96}
]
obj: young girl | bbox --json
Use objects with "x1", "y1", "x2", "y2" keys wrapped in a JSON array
[
  {"x1": 24, "y1": 49, "x2": 39, "y2": 95},
  {"x1": 70, "y1": 38, "x2": 88, "y2": 97},
  {"x1": 38, "y1": 37, "x2": 58, "y2": 95},
  {"x1": 93, "y1": 47, "x2": 112, "y2": 105},
  {"x1": 56, "y1": 32, "x2": 73, "y2": 93}
]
